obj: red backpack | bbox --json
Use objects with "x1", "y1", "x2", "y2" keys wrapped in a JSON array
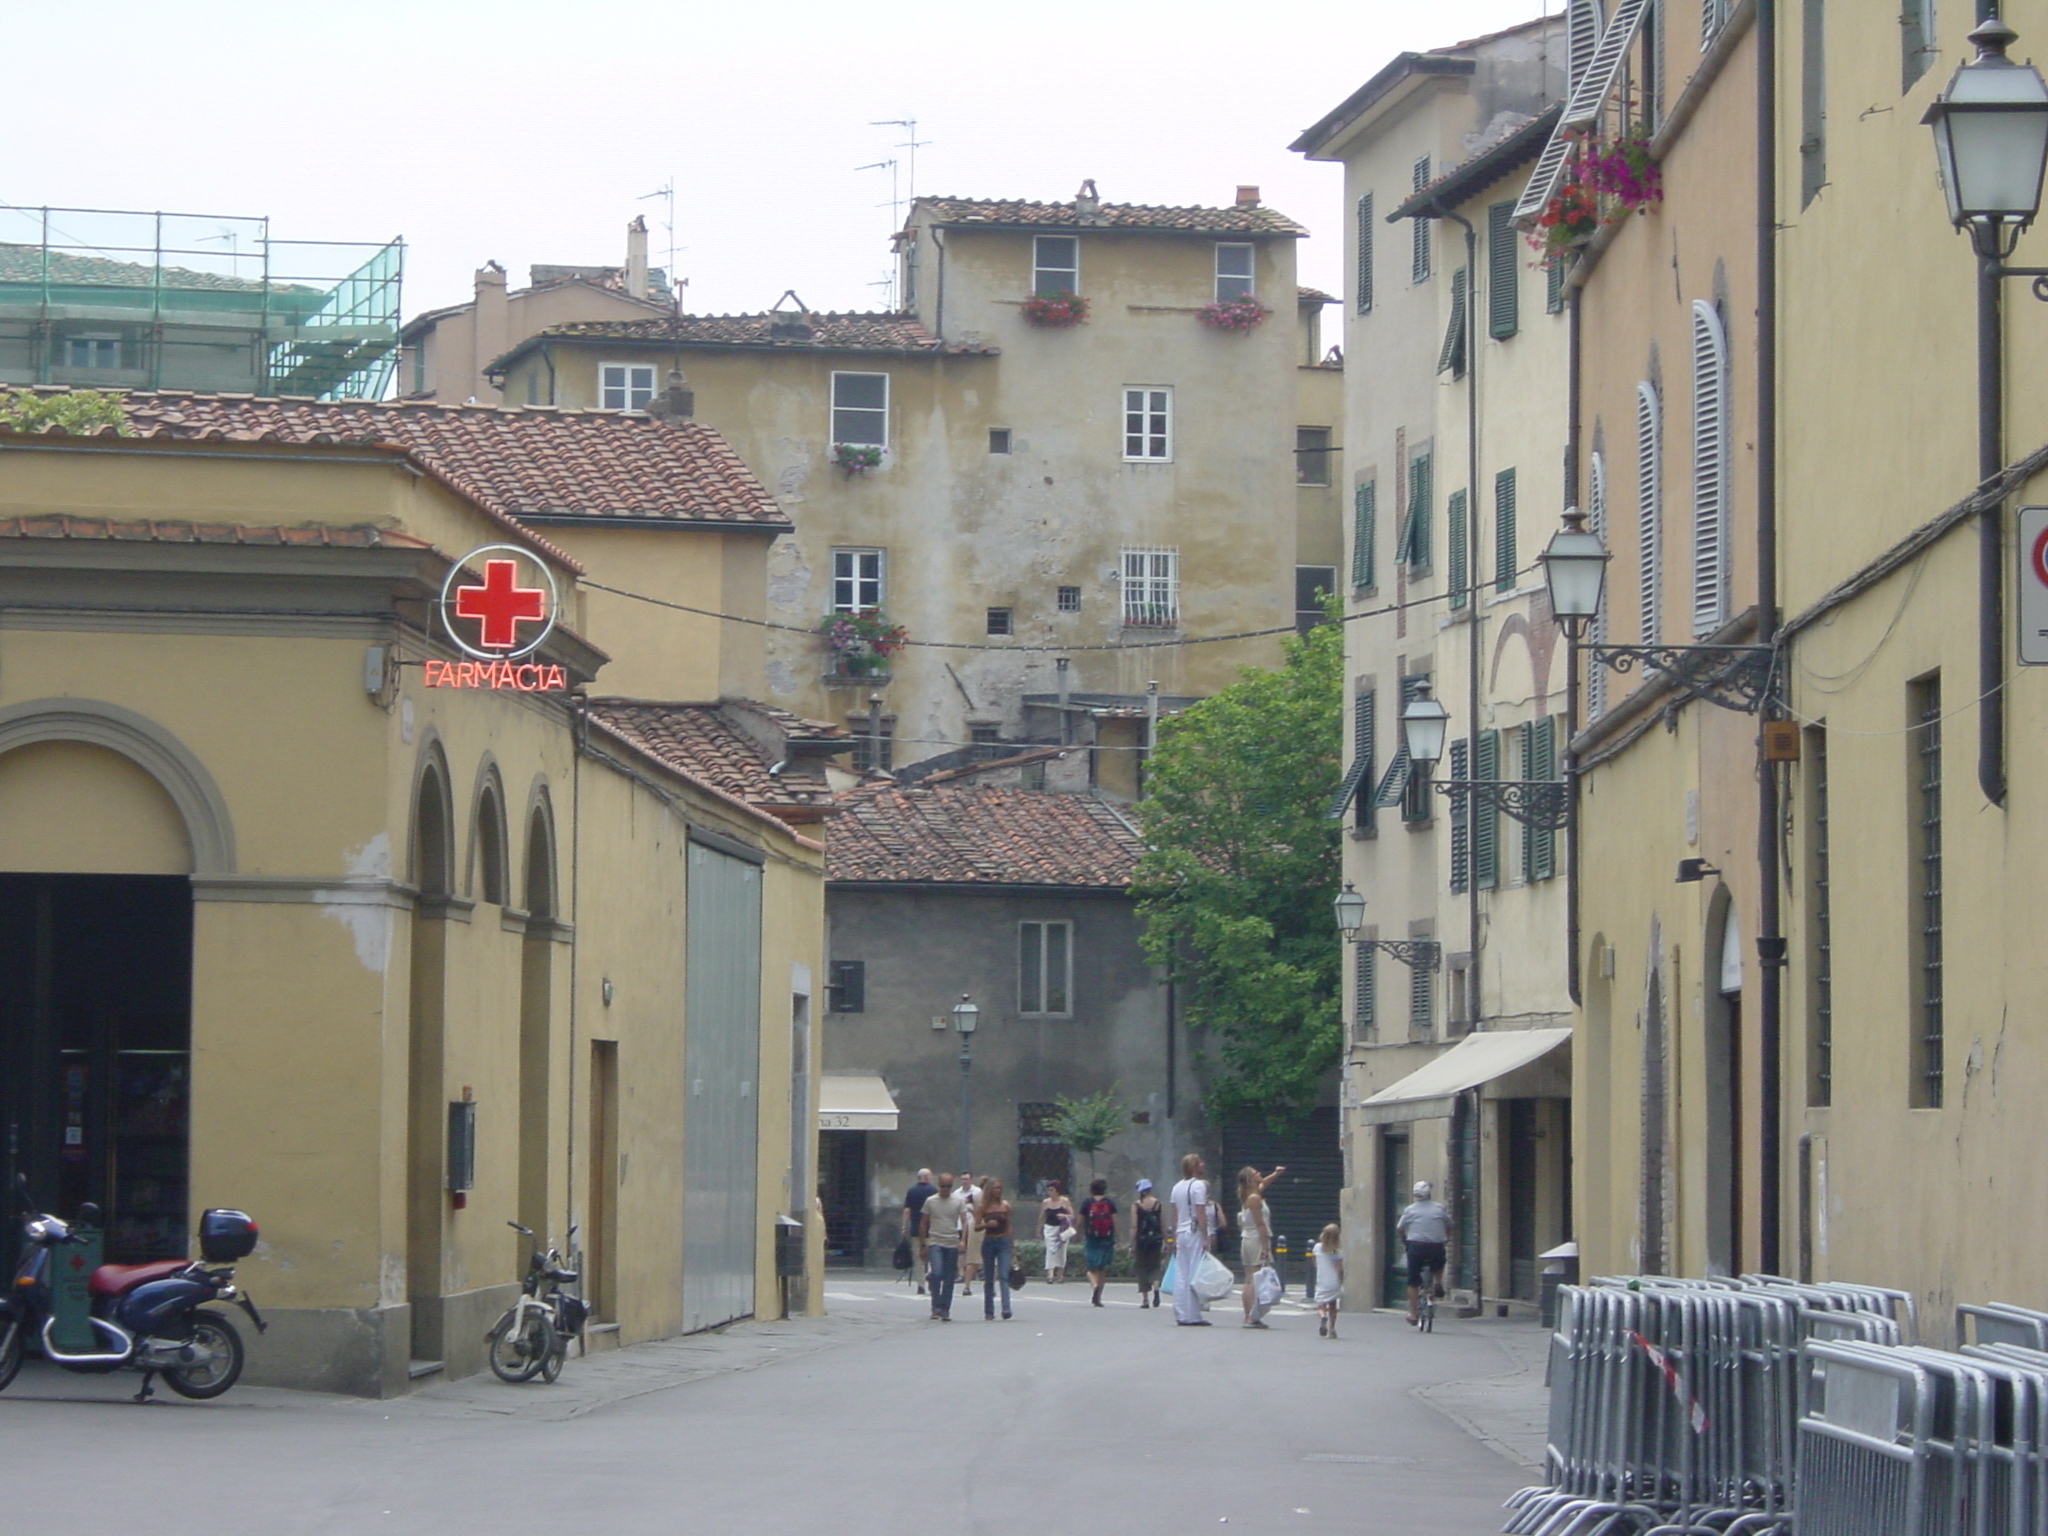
[{"x1": 1084, "y1": 1198, "x2": 1116, "y2": 1239}]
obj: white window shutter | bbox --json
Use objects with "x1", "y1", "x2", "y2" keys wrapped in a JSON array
[
  {"x1": 1568, "y1": 0, "x2": 1605, "y2": 92},
  {"x1": 1588, "y1": 450, "x2": 1610, "y2": 718},
  {"x1": 1690, "y1": 300, "x2": 1730, "y2": 636},
  {"x1": 1515, "y1": 0, "x2": 1651, "y2": 221},
  {"x1": 1636, "y1": 382, "x2": 1661, "y2": 646}
]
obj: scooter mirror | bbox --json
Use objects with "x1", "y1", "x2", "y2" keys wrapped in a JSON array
[{"x1": 74, "y1": 1202, "x2": 102, "y2": 1228}]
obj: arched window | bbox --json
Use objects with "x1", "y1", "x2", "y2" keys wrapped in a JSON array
[
  {"x1": 1588, "y1": 447, "x2": 1610, "y2": 719},
  {"x1": 524, "y1": 804, "x2": 555, "y2": 921},
  {"x1": 474, "y1": 782, "x2": 507, "y2": 905},
  {"x1": 1691, "y1": 299, "x2": 1731, "y2": 636},
  {"x1": 1635, "y1": 382, "x2": 1662, "y2": 645},
  {"x1": 413, "y1": 756, "x2": 453, "y2": 898}
]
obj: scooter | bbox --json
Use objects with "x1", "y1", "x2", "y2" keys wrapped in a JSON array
[{"x1": 0, "y1": 1179, "x2": 266, "y2": 1403}]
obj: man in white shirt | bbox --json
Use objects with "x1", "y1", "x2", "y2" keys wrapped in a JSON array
[
  {"x1": 1169, "y1": 1152, "x2": 1216, "y2": 1327},
  {"x1": 918, "y1": 1171, "x2": 971, "y2": 1321},
  {"x1": 1395, "y1": 1180, "x2": 1452, "y2": 1327}
]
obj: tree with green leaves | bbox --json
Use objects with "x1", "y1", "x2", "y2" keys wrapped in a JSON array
[
  {"x1": 1047, "y1": 1088, "x2": 1129, "y2": 1180},
  {"x1": 1130, "y1": 612, "x2": 1343, "y2": 1128},
  {"x1": 0, "y1": 389, "x2": 127, "y2": 435}
]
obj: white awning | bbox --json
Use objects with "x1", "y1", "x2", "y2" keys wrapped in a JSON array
[
  {"x1": 818, "y1": 1074, "x2": 898, "y2": 1132},
  {"x1": 1356, "y1": 1027, "x2": 1571, "y2": 1126}
]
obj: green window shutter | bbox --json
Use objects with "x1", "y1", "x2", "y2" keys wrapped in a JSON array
[
  {"x1": 1411, "y1": 158, "x2": 1432, "y2": 282},
  {"x1": 1528, "y1": 715, "x2": 1558, "y2": 881},
  {"x1": 1547, "y1": 251, "x2": 1567, "y2": 314},
  {"x1": 1351, "y1": 481, "x2": 1377, "y2": 589},
  {"x1": 1494, "y1": 466, "x2": 1518, "y2": 594},
  {"x1": 1436, "y1": 268, "x2": 1468, "y2": 376},
  {"x1": 1403, "y1": 452, "x2": 1433, "y2": 569},
  {"x1": 1356, "y1": 192, "x2": 1375, "y2": 313},
  {"x1": 1449, "y1": 738, "x2": 1470, "y2": 893},
  {"x1": 1355, "y1": 942, "x2": 1377, "y2": 1041},
  {"x1": 1473, "y1": 729, "x2": 1500, "y2": 890},
  {"x1": 1487, "y1": 202, "x2": 1519, "y2": 340},
  {"x1": 1448, "y1": 488, "x2": 1469, "y2": 610},
  {"x1": 1409, "y1": 948, "x2": 1433, "y2": 1034},
  {"x1": 1354, "y1": 687, "x2": 1377, "y2": 833}
]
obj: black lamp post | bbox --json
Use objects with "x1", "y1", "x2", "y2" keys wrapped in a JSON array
[{"x1": 951, "y1": 994, "x2": 978, "y2": 1174}]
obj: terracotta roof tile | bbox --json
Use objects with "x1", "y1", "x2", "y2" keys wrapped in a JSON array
[
  {"x1": 588, "y1": 701, "x2": 846, "y2": 817},
  {"x1": 0, "y1": 514, "x2": 429, "y2": 549},
  {"x1": 918, "y1": 197, "x2": 1307, "y2": 237},
  {"x1": 529, "y1": 311, "x2": 994, "y2": 356},
  {"x1": 827, "y1": 785, "x2": 1142, "y2": 888}
]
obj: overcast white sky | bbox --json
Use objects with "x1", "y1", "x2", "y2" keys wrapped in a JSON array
[{"x1": 7, "y1": 0, "x2": 1554, "y2": 321}]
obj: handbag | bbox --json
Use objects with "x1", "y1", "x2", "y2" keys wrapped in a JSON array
[
  {"x1": 1008, "y1": 1267, "x2": 1027, "y2": 1290},
  {"x1": 891, "y1": 1237, "x2": 912, "y2": 1271}
]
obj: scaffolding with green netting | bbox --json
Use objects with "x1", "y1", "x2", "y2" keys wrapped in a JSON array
[{"x1": 0, "y1": 205, "x2": 403, "y2": 400}]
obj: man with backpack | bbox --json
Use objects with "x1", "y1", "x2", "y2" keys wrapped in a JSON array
[
  {"x1": 1131, "y1": 1179, "x2": 1165, "y2": 1307},
  {"x1": 1079, "y1": 1178, "x2": 1119, "y2": 1308}
]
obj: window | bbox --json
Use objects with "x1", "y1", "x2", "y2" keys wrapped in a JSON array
[
  {"x1": 1355, "y1": 192, "x2": 1375, "y2": 313},
  {"x1": 1802, "y1": 0, "x2": 1828, "y2": 207},
  {"x1": 1494, "y1": 467, "x2": 1519, "y2": 594},
  {"x1": 1588, "y1": 450, "x2": 1610, "y2": 718},
  {"x1": 1909, "y1": 676, "x2": 1943, "y2": 1108},
  {"x1": 970, "y1": 724, "x2": 1002, "y2": 745},
  {"x1": 989, "y1": 428, "x2": 1013, "y2": 454},
  {"x1": 1807, "y1": 725, "x2": 1832, "y2": 1107},
  {"x1": 1411, "y1": 157, "x2": 1432, "y2": 282},
  {"x1": 831, "y1": 371, "x2": 889, "y2": 447},
  {"x1": 1019, "y1": 921, "x2": 1072, "y2": 1016},
  {"x1": 1296, "y1": 426, "x2": 1332, "y2": 486},
  {"x1": 1352, "y1": 686, "x2": 1377, "y2": 834},
  {"x1": 1472, "y1": 729, "x2": 1500, "y2": 889},
  {"x1": 1448, "y1": 739, "x2": 1470, "y2": 892},
  {"x1": 600, "y1": 363, "x2": 656, "y2": 411},
  {"x1": 831, "y1": 548, "x2": 884, "y2": 613},
  {"x1": 1120, "y1": 547, "x2": 1179, "y2": 627},
  {"x1": 1295, "y1": 566, "x2": 1336, "y2": 634},
  {"x1": 1351, "y1": 481, "x2": 1377, "y2": 590},
  {"x1": 1437, "y1": 268, "x2": 1468, "y2": 377},
  {"x1": 1399, "y1": 450, "x2": 1433, "y2": 569},
  {"x1": 1487, "y1": 202, "x2": 1519, "y2": 339},
  {"x1": 828, "y1": 960, "x2": 866, "y2": 1013},
  {"x1": 65, "y1": 334, "x2": 120, "y2": 370},
  {"x1": 1448, "y1": 488, "x2": 1470, "y2": 611},
  {"x1": 1903, "y1": 0, "x2": 1937, "y2": 93},
  {"x1": 1521, "y1": 715, "x2": 1558, "y2": 881},
  {"x1": 986, "y1": 608, "x2": 1012, "y2": 636},
  {"x1": 1691, "y1": 301, "x2": 1730, "y2": 636},
  {"x1": 1033, "y1": 235, "x2": 1079, "y2": 298},
  {"x1": 1354, "y1": 940, "x2": 1377, "y2": 1042},
  {"x1": 849, "y1": 718, "x2": 894, "y2": 773},
  {"x1": 474, "y1": 786, "x2": 506, "y2": 904},
  {"x1": 1056, "y1": 585, "x2": 1081, "y2": 612},
  {"x1": 1214, "y1": 242, "x2": 1255, "y2": 302},
  {"x1": 1637, "y1": 382, "x2": 1663, "y2": 644},
  {"x1": 1122, "y1": 387, "x2": 1172, "y2": 461},
  {"x1": 1017, "y1": 1103, "x2": 1072, "y2": 1198}
]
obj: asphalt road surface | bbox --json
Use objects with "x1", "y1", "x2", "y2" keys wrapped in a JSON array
[{"x1": 0, "y1": 1278, "x2": 1539, "y2": 1535}]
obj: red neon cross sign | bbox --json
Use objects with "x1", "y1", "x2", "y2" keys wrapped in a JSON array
[{"x1": 453, "y1": 559, "x2": 547, "y2": 651}]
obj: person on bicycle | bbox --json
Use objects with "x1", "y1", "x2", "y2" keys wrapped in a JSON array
[{"x1": 1396, "y1": 1180, "x2": 1450, "y2": 1328}]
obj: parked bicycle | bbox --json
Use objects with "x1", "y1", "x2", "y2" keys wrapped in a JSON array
[{"x1": 486, "y1": 1222, "x2": 586, "y2": 1383}]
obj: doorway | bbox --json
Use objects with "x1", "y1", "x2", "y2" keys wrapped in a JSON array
[
  {"x1": 1705, "y1": 900, "x2": 1744, "y2": 1276},
  {"x1": 1377, "y1": 1127, "x2": 1411, "y2": 1308},
  {"x1": 818, "y1": 1130, "x2": 867, "y2": 1266},
  {"x1": 0, "y1": 875, "x2": 193, "y2": 1269}
]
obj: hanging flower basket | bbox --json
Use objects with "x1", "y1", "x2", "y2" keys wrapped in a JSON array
[
  {"x1": 833, "y1": 442, "x2": 883, "y2": 474},
  {"x1": 1198, "y1": 295, "x2": 1268, "y2": 333},
  {"x1": 1022, "y1": 292, "x2": 1089, "y2": 328},
  {"x1": 818, "y1": 609, "x2": 908, "y2": 677}
]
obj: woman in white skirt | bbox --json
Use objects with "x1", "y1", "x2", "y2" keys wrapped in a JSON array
[
  {"x1": 1312, "y1": 1223, "x2": 1344, "y2": 1339},
  {"x1": 1040, "y1": 1181, "x2": 1075, "y2": 1282}
]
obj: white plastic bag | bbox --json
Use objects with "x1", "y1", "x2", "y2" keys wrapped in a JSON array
[
  {"x1": 1253, "y1": 1264, "x2": 1282, "y2": 1310},
  {"x1": 1193, "y1": 1252, "x2": 1236, "y2": 1302}
]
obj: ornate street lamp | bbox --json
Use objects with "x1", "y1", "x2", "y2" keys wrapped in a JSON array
[
  {"x1": 951, "y1": 994, "x2": 978, "y2": 1172},
  {"x1": 1331, "y1": 882, "x2": 1439, "y2": 971},
  {"x1": 1407, "y1": 681, "x2": 1573, "y2": 832},
  {"x1": 1399, "y1": 683, "x2": 1452, "y2": 766},
  {"x1": 1540, "y1": 507, "x2": 1611, "y2": 642},
  {"x1": 1332, "y1": 882, "x2": 1367, "y2": 938}
]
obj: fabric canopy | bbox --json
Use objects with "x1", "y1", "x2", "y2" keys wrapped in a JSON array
[
  {"x1": 817, "y1": 1074, "x2": 899, "y2": 1132},
  {"x1": 1356, "y1": 1027, "x2": 1571, "y2": 1125}
]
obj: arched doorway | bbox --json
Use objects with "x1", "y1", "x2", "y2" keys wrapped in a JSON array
[
  {"x1": 1639, "y1": 932, "x2": 1669, "y2": 1275},
  {"x1": 406, "y1": 751, "x2": 454, "y2": 1364},
  {"x1": 1704, "y1": 894, "x2": 1744, "y2": 1277}
]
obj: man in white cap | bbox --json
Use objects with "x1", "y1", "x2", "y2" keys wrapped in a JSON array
[{"x1": 1395, "y1": 1180, "x2": 1451, "y2": 1327}]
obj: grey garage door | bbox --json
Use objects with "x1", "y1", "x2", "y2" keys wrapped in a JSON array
[{"x1": 682, "y1": 839, "x2": 762, "y2": 1333}]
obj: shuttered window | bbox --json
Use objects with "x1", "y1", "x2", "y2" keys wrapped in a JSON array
[
  {"x1": 1448, "y1": 489, "x2": 1470, "y2": 610},
  {"x1": 1568, "y1": 0, "x2": 1605, "y2": 91},
  {"x1": 1437, "y1": 267, "x2": 1468, "y2": 377},
  {"x1": 1411, "y1": 158, "x2": 1433, "y2": 282},
  {"x1": 1353, "y1": 687, "x2": 1377, "y2": 833},
  {"x1": 1515, "y1": 0, "x2": 1651, "y2": 221},
  {"x1": 1494, "y1": 467, "x2": 1518, "y2": 594},
  {"x1": 1587, "y1": 450, "x2": 1610, "y2": 718},
  {"x1": 1400, "y1": 451, "x2": 1433, "y2": 569},
  {"x1": 1409, "y1": 941, "x2": 1434, "y2": 1037},
  {"x1": 1702, "y1": 0, "x2": 1729, "y2": 49},
  {"x1": 1690, "y1": 300, "x2": 1731, "y2": 636},
  {"x1": 1903, "y1": 0, "x2": 1937, "y2": 92},
  {"x1": 1352, "y1": 480, "x2": 1377, "y2": 589},
  {"x1": 1487, "y1": 203, "x2": 1519, "y2": 339},
  {"x1": 1636, "y1": 382, "x2": 1662, "y2": 645},
  {"x1": 1355, "y1": 941, "x2": 1377, "y2": 1043},
  {"x1": 1910, "y1": 676, "x2": 1943, "y2": 1109},
  {"x1": 1523, "y1": 715, "x2": 1558, "y2": 881},
  {"x1": 1449, "y1": 738, "x2": 1471, "y2": 893},
  {"x1": 1547, "y1": 252, "x2": 1568, "y2": 314},
  {"x1": 1473, "y1": 730, "x2": 1500, "y2": 890},
  {"x1": 1356, "y1": 192, "x2": 1375, "y2": 313}
]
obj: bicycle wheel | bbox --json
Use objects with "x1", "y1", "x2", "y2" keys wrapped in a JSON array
[
  {"x1": 488, "y1": 1308, "x2": 549, "y2": 1383},
  {"x1": 163, "y1": 1312, "x2": 245, "y2": 1399}
]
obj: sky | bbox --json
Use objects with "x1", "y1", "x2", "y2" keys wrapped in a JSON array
[{"x1": 6, "y1": 0, "x2": 1555, "y2": 322}]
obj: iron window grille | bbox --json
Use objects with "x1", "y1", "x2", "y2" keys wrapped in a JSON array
[{"x1": 1120, "y1": 546, "x2": 1179, "y2": 627}]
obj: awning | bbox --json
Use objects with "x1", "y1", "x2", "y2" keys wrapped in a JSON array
[
  {"x1": 1356, "y1": 1027, "x2": 1571, "y2": 1125},
  {"x1": 818, "y1": 1074, "x2": 898, "y2": 1132}
]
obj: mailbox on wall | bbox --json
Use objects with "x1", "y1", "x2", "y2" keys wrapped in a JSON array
[{"x1": 447, "y1": 1100, "x2": 476, "y2": 1207}]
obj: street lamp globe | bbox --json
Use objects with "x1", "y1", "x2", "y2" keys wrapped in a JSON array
[
  {"x1": 1400, "y1": 682, "x2": 1451, "y2": 766},
  {"x1": 1541, "y1": 507, "x2": 1612, "y2": 638},
  {"x1": 1332, "y1": 882, "x2": 1367, "y2": 938},
  {"x1": 1925, "y1": 18, "x2": 2048, "y2": 257},
  {"x1": 951, "y1": 994, "x2": 979, "y2": 1036}
]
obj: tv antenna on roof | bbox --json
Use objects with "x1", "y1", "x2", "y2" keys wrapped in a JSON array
[
  {"x1": 638, "y1": 178, "x2": 680, "y2": 307},
  {"x1": 869, "y1": 117, "x2": 929, "y2": 215}
]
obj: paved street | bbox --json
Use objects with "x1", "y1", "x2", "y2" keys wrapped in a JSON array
[{"x1": 0, "y1": 1279, "x2": 1546, "y2": 1534}]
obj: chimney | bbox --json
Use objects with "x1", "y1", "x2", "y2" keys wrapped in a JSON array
[
  {"x1": 1235, "y1": 185, "x2": 1260, "y2": 208},
  {"x1": 645, "y1": 368, "x2": 695, "y2": 424},
  {"x1": 1074, "y1": 179, "x2": 1102, "y2": 222},
  {"x1": 625, "y1": 215, "x2": 650, "y2": 300},
  {"x1": 472, "y1": 262, "x2": 510, "y2": 399}
]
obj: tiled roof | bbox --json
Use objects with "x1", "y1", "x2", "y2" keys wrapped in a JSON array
[
  {"x1": 1297, "y1": 287, "x2": 1338, "y2": 306},
  {"x1": 524, "y1": 312, "x2": 993, "y2": 356},
  {"x1": 588, "y1": 701, "x2": 847, "y2": 820},
  {"x1": 96, "y1": 391, "x2": 787, "y2": 531},
  {"x1": 827, "y1": 785, "x2": 1143, "y2": 888},
  {"x1": 0, "y1": 243, "x2": 320, "y2": 295},
  {"x1": 0, "y1": 515, "x2": 429, "y2": 550},
  {"x1": 917, "y1": 197, "x2": 1307, "y2": 237},
  {"x1": 1389, "y1": 106, "x2": 1561, "y2": 220}
]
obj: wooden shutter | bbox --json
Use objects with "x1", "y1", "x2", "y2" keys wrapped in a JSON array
[
  {"x1": 1449, "y1": 738, "x2": 1471, "y2": 893},
  {"x1": 1529, "y1": 716, "x2": 1558, "y2": 880},
  {"x1": 1356, "y1": 192, "x2": 1374, "y2": 313},
  {"x1": 1437, "y1": 268, "x2": 1468, "y2": 376},
  {"x1": 1702, "y1": 0, "x2": 1727, "y2": 50},
  {"x1": 1494, "y1": 467, "x2": 1518, "y2": 594},
  {"x1": 1568, "y1": 0, "x2": 1605, "y2": 91},
  {"x1": 1636, "y1": 382, "x2": 1662, "y2": 645},
  {"x1": 1403, "y1": 452, "x2": 1433, "y2": 568},
  {"x1": 1473, "y1": 730, "x2": 1500, "y2": 890},
  {"x1": 1547, "y1": 250, "x2": 1568, "y2": 314},
  {"x1": 1355, "y1": 942, "x2": 1377, "y2": 1041},
  {"x1": 1411, "y1": 158, "x2": 1432, "y2": 281},
  {"x1": 1515, "y1": 0, "x2": 1651, "y2": 220},
  {"x1": 1690, "y1": 300, "x2": 1730, "y2": 636},
  {"x1": 1352, "y1": 480, "x2": 1376, "y2": 589},
  {"x1": 1487, "y1": 203, "x2": 1519, "y2": 340},
  {"x1": 1353, "y1": 687, "x2": 1377, "y2": 831},
  {"x1": 1409, "y1": 946, "x2": 1433, "y2": 1034},
  {"x1": 1588, "y1": 451, "x2": 1610, "y2": 718},
  {"x1": 1448, "y1": 488, "x2": 1470, "y2": 610}
]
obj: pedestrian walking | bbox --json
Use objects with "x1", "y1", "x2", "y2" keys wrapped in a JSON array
[
  {"x1": 1078, "y1": 1178, "x2": 1118, "y2": 1308},
  {"x1": 903, "y1": 1168, "x2": 937, "y2": 1295},
  {"x1": 919, "y1": 1171, "x2": 971, "y2": 1321},
  {"x1": 1040, "y1": 1181, "x2": 1075, "y2": 1283},
  {"x1": 978, "y1": 1177, "x2": 1015, "y2": 1321},
  {"x1": 1236, "y1": 1164, "x2": 1284, "y2": 1330},
  {"x1": 960, "y1": 1172, "x2": 983, "y2": 1287},
  {"x1": 1312, "y1": 1224, "x2": 1343, "y2": 1339},
  {"x1": 1168, "y1": 1153, "x2": 1214, "y2": 1327},
  {"x1": 1395, "y1": 1181, "x2": 1451, "y2": 1328},
  {"x1": 1131, "y1": 1179, "x2": 1165, "y2": 1308}
]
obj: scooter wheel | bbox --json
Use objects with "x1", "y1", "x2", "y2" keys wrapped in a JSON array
[
  {"x1": 489, "y1": 1311, "x2": 549, "y2": 1383},
  {"x1": 0, "y1": 1314, "x2": 23, "y2": 1392},
  {"x1": 163, "y1": 1311, "x2": 244, "y2": 1399}
]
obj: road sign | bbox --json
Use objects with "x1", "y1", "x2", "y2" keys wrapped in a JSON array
[{"x1": 2021, "y1": 509, "x2": 2048, "y2": 665}]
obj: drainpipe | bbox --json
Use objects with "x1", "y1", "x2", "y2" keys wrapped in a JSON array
[
  {"x1": 1056, "y1": 656, "x2": 1073, "y2": 746},
  {"x1": 931, "y1": 226, "x2": 948, "y2": 340},
  {"x1": 1565, "y1": 283, "x2": 1585, "y2": 1009}
]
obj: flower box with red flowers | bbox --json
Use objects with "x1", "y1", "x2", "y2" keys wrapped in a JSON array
[
  {"x1": 1197, "y1": 294, "x2": 1268, "y2": 333},
  {"x1": 1021, "y1": 293, "x2": 1089, "y2": 328}
]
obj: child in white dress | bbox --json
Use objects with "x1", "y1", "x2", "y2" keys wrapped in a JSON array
[{"x1": 1313, "y1": 1223, "x2": 1343, "y2": 1340}]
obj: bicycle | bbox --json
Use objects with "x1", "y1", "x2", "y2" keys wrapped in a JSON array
[
  {"x1": 1417, "y1": 1262, "x2": 1439, "y2": 1333},
  {"x1": 486, "y1": 1221, "x2": 586, "y2": 1383}
]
